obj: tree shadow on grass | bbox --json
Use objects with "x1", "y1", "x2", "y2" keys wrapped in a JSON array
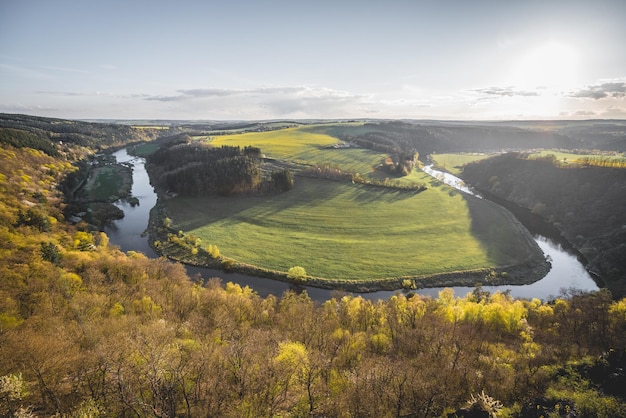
[
  {"x1": 166, "y1": 177, "x2": 339, "y2": 232},
  {"x1": 348, "y1": 183, "x2": 425, "y2": 205},
  {"x1": 463, "y1": 194, "x2": 541, "y2": 267}
]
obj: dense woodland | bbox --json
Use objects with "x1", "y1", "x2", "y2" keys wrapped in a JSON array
[
  {"x1": 330, "y1": 122, "x2": 577, "y2": 158},
  {"x1": 147, "y1": 135, "x2": 293, "y2": 196},
  {"x1": 329, "y1": 121, "x2": 626, "y2": 159},
  {"x1": 0, "y1": 114, "x2": 625, "y2": 417},
  {"x1": 462, "y1": 153, "x2": 626, "y2": 299},
  {"x1": 0, "y1": 113, "x2": 160, "y2": 151}
]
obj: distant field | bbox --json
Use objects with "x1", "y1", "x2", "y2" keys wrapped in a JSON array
[
  {"x1": 431, "y1": 153, "x2": 495, "y2": 175},
  {"x1": 210, "y1": 126, "x2": 388, "y2": 178},
  {"x1": 163, "y1": 175, "x2": 537, "y2": 281},
  {"x1": 85, "y1": 165, "x2": 131, "y2": 201},
  {"x1": 528, "y1": 150, "x2": 626, "y2": 167},
  {"x1": 131, "y1": 142, "x2": 160, "y2": 157}
]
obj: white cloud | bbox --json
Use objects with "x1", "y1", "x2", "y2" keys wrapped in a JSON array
[
  {"x1": 569, "y1": 81, "x2": 626, "y2": 100},
  {"x1": 474, "y1": 86, "x2": 540, "y2": 97}
]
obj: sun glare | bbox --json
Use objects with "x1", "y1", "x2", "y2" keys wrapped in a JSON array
[{"x1": 514, "y1": 41, "x2": 581, "y2": 90}]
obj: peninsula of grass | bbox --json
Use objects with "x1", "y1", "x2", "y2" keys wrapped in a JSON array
[{"x1": 157, "y1": 176, "x2": 546, "y2": 289}]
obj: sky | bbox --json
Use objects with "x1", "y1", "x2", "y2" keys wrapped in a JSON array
[{"x1": 1, "y1": 0, "x2": 626, "y2": 121}]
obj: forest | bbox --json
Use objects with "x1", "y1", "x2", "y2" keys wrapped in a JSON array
[
  {"x1": 461, "y1": 153, "x2": 626, "y2": 299},
  {"x1": 0, "y1": 114, "x2": 625, "y2": 417},
  {"x1": 147, "y1": 135, "x2": 293, "y2": 196}
]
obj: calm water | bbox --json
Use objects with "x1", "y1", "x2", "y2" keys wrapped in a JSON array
[{"x1": 106, "y1": 149, "x2": 599, "y2": 301}]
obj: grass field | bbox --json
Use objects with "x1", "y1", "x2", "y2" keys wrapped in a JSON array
[
  {"x1": 210, "y1": 127, "x2": 388, "y2": 179},
  {"x1": 527, "y1": 150, "x2": 626, "y2": 167},
  {"x1": 131, "y1": 142, "x2": 160, "y2": 157},
  {"x1": 162, "y1": 175, "x2": 539, "y2": 281},
  {"x1": 85, "y1": 165, "x2": 131, "y2": 201},
  {"x1": 431, "y1": 153, "x2": 495, "y2": 175}
]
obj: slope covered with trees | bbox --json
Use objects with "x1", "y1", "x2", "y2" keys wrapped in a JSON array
[
  {"x1": 0, "y1": 113, "x2": 160, "y2": 150},
  {"x1": 323, "y1": 121, "x2": 581, "y2": 158},
  {"x1": 462, "y1": 153, "x2": 626, "y2": 298},
  {"x1": 147, "y1": 135, "x2": 293, "y2": 196}
]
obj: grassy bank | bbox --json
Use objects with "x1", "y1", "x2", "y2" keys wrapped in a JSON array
[{"x1": 84, "y1": 164, "x2": 132, "y2": 201}]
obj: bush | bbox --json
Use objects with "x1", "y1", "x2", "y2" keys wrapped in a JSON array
[{"x1": 287, "y1": 266, "x2": 307, "y2": 283}]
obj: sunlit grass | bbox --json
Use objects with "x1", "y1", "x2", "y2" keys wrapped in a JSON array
[
  {"x1": 165, "y1": 177, "x2": 494, "y2": 280},
  {"x1": 210, "y1": 126, "x2": 387, "y2": 177},
  {"x1": 528, "y1": 150, "x2": 626, "y2": 166}
]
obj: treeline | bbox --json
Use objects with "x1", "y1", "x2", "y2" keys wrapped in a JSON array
[
  {"x1": 300, "y1": 163, "x2": 427, "y2": 192},
  {"x1": 329, "y1": 121, "x2": 580, "y2": 159},
  {"x1": 528, "y1": 153, "x2": 626, "y2": 169},
  {"x1": 147, "y1": 137, "x2": 293, "y2": 196},
  {"x1": 0, "y1": 113, "x2": 160, "y2": 150},
  {"x1": 379, "y1": 151, "x2": 419, "y2": 176},
  {"x1": 0, "y1": 128, "x2": 59, "y2": 156},
  {"x1": 577, "y1": 155, "x2": 626, "y2": 168},
  {"x1": 462, "y1": 153, "x2": 626, "y2": 298}
]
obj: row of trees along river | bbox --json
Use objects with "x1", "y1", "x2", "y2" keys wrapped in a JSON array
[{"x1": 106, "y1": 148, "x2": 599, "y2": 302}]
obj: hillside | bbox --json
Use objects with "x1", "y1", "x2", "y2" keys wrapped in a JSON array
[
  {"x1": 320, "y1": 120, "x2": 626, "y2": 157},
  {"x1": 462, "y1": 153, "x2": 626, "y2": 298}
]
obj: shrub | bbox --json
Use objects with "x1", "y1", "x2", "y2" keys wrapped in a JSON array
[{"x1": 287, "y1": 266, "x2": 307, "y2": 283}]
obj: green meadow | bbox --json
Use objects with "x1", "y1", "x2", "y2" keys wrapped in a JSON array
[
  {"x1": 527, "y1": 149, "x2": 626, "y2": 166},
  {"x1": 210, "y1": 126, "x2": 388, "y2": 179},
  {"x1": 160, "y1": 125, "x2": 539, "y2": 282},
  {"x1": 86, "y1": 165, "x2": 131, "y2": 201},
  {"x1": 166, "y1": 177, "x2": 493, "y2": 280}
]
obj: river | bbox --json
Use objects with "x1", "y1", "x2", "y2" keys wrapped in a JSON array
[{"x1": 105, "y1": 148, "x2": 598, "y2": 301}]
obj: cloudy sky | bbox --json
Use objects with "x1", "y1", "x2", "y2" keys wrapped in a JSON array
[{"x1": 1, "y1": 0, "x2": 625, "y2": 120}]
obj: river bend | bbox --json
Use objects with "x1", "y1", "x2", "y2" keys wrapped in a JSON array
[{"x1": 106, "y1": 148, "x2": 598, "y2": 301}]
